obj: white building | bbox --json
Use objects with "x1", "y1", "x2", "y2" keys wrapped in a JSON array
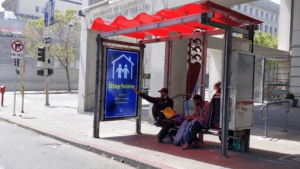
[
  {"x1": 1, "y1": 0, "x2": 82, "y2": 17},
  {"x1": 231, "y1": 0, "x2": 279, "y2": 36}
]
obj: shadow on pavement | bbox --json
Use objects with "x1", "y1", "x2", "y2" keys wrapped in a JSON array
[{"x1": 102, "y1": 134, "x2": 299, "y2": 169}]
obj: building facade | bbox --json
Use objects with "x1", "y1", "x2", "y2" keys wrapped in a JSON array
[
  {"x1": 231, "y1": 0, "x2": 280, "y2": 36},
  {"x1": 2, "y1": 0, "x2": 82, "y2": 18}
]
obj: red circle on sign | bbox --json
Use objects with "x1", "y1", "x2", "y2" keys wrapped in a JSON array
[{"x1": 11, "y1": 40, "x2": 24, "y2": 52}]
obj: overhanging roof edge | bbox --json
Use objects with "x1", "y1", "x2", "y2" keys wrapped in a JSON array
[{"x1": 99, "y1": 13, "x2": 203, "y2": 38}]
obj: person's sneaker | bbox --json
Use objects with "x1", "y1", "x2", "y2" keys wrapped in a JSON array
[
  {"x1": 182, "y1": 143, "x2": 190, "y2": 150},
  {"x1": 157, "y1": 134, "x2": 164, "y2": 143},
  {"x1": 193, "y1": 139, "x2": 200, "y2": 148},
  {"x1": 166, "y1": 132, "x2": 174, "y2": 142}
]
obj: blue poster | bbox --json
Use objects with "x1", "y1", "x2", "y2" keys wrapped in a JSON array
[
  {"x1": 105, "y1": 48, "x2": 140, "y2": 119},
  {"x1": 44, "y1": 1, "x2": 55, "y2": 26}
]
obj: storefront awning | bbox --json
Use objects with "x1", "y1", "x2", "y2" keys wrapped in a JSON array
[{"x1": 91, "y1": 1, "x2": 262, "y2": 39}]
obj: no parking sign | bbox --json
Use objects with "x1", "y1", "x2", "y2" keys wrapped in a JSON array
[{"x1": 11, "y1": 40, "x2": 24, "y2": 59}]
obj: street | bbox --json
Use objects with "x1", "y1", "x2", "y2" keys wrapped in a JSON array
[{"x1": 0, "y1": 120, "x2": 135, "y2": 169}]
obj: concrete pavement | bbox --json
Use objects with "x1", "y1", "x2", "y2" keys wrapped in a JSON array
[{"x1": 0, "y1": 92, "x2": 300, "y2": 169}]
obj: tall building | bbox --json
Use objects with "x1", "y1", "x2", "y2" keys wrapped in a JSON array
[
  {"x1": 0, "y1": 0, "x2": 82, "y2": 33},
  {"x1": 1, "y1": 0, "x2": 82, "y2": 18},
  {"x1": 231, "y1": 0, "x2": 279, "y2": 36}
]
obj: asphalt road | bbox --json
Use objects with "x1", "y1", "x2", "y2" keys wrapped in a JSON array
[{"x1": 0, "y1": 121, "x2": 135, "y2": 169}]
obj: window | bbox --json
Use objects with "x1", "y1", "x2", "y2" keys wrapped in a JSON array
[
  {"x1": 275, "y1": 28, "x2": 278, "y2": 34},
  {"x1": 238, "y1": 4, "x2": 241, "y2": 10},
  {"x1": 256, "y1": 9, "x2": 258, "y2": 16},
  {"x1": 271, "y1": 15, "x2": 273, "y2": 21},
  {"x1": 266, "y1": 13, "x2": 269, "y2": 19},
  {"x1": 41, "y1": 7, "x2": 45, "y2": 13},
  {"x1": 35, "y1": 6, "x2": 39, "y2": 12},
  {"x1": 275, "y1": 16, "x2": 278, "y2": 22},
  {"x1": 244, "y1": 5, "x2": 247, "y2": 12},
  {"x1": 270, "y1": 27, "x2": 273, "y2": 36},
  {"x1": 265, "y1": 25, "x2": 268, "y2": 33},
  {"x1": 261, "y1": 11, "x2": 264, "y2": 18},
  {"x1": 250, "y1": 7, "x2": 253, "y2": 14}
]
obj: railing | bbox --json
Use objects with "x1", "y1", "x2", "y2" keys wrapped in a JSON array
[
  {"x1": 171, "y1": 94, "x2": 192, "y2": 100},
  {"x1": 260, "y1": 101, "x2": 290, "y2": 138}
]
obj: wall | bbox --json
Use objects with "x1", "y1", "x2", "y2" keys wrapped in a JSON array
[
  {"x1": 0, "y1": 65, "x2": 79, "y2": 91},
  {"x1": 289, "y1": 0, "x2": 300, "y2": 105},
  {"x1": 18, "y1": 0, "x2": 82, "y2": 18}
]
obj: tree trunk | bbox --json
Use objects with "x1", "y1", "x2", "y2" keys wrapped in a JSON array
[{"x1": 65, "y1": 65, "x2": 71, "y2": 92}]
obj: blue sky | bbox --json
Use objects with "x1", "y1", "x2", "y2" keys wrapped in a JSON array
[{"x1": 0, "y1": 0, "x2": 281, "y2": 12}]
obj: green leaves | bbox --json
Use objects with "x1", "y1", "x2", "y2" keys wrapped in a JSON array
[
  {"x1": 24, "y1": 9, "x2": 81, "y2": 67},
  {"x1": 254, "y1": 30, "x2": 278, "y2": 49}
]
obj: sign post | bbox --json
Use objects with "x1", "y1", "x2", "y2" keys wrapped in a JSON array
[
  {"x1": 43, "y1": 0, "x2": 54, "y2": 106},
  {"x1": 11, "y1": 40, "x2": 24, "y2": 116}
]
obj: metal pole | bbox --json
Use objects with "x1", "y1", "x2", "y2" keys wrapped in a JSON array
[
  {"x1": 200, "y1": 37, "x2": 207, "y2": 99},
  {"x1": 13, "y1": 59, "x2": 17, "y2": 116},
  {"x1": 167, "y1": 41, "x2": 172, "y2": 91},
  {"x1": 264, "y1": 105, "x2": 268, "y2": 138},
  {"x1": 260, "y1": 58, "x2": 265, "y2": 103},
  {"x1": 136, "y1": 44, "x2": 145, "y2": 134},
  {"x1": 220, "y1": 26, "x2": 232, "y2": 157},
  {"x1": 20, "y1": 16, "x2": 25, "y2": 99},
  {"x1": 45, "y1": 0, "x2": 51, "y2": 106},
  {"x1": 283, "y1": 101, "x2": 289, "y2": 132},
  {"x1": 93, "y1": 35, "x2": 103, "y2": 138},
  {"x1": 21, "y1": 85, "x2": 24, "y2": 113}
]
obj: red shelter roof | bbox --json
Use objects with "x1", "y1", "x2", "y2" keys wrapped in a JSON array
[{"x1": 91, "y1": 1, "x2": 262, "y2": 39}]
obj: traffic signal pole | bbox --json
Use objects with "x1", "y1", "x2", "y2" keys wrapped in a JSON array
[
  {"x1": 21, "y1": 15, "x2": 26, "y2": 113},
  {"x1": 45, "y1": 0, "x2": 51, "y2": 106}
]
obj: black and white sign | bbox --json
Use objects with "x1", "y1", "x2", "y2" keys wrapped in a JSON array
[{"x1": 11, "y1": 40, "x2": 24, "y2": 59}]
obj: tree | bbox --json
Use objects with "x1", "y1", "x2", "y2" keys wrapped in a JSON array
[
  {"x1": 253, "y1": 30, "x2": 278, "y2": 49},
  {"x1": 237, "y1": 31, "x2": 278, "y2": 69},
  {"x1": 24, "y1": 9, "x2": 81, "y2": 92}
]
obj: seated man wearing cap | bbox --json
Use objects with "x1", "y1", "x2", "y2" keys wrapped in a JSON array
[{"x1": 133, "y1": 87, "x2": 174, "y2": 143}]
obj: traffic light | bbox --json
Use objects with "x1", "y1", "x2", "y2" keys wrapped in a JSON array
[
  {"x1": 38, "y1": 47, "x2": 46, "y2": 62},
  {"x1": 37, "y1": 68, "x2": 53, "y2": 76},
  {"x1": 37, "y1": 69, "x2": 44, "y2": 76},
  {"x1": 14, "y1": 59, "x2": 19, "y2": 66},
  {"x1": 47, "y1": 68, "x2": 53, "y2": 76}
]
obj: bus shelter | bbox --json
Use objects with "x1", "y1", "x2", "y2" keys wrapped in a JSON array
[{"x1": 90, "y1": 1, "x2": 262, "y2": 157}]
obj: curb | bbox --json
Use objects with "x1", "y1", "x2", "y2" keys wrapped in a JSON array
[{"x1": 0, "y1": 115, "x2": 174, "y2": 169}]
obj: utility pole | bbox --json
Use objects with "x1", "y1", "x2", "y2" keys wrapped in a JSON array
[
  {"x1": 45, "y1": 0, "x2": 51, "y2": 106},
  {"x1": 21, "y1": 16, "x2": 26, "y2": 113}
]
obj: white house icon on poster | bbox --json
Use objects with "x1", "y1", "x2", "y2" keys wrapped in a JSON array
[{"x1": 112, "y1": 54, "x2": 134, "y2": 79}]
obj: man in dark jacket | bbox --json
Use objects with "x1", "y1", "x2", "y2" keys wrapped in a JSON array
[{"x1": 133, "y1": 87, "x2": 174, "y2": 143}]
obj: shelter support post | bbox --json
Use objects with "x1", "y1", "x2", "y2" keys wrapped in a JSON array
[
  {"x1": 136, "y1": 44, "x2": 145, "y2": 134},
  {"x1": 167, "y1": 41, "x2": 172, "y2": 91},
  {"x1": 260, "y1": 58, "x2": 266, "y2": 103},
  {"x1": 220, "y1": 26, "x2": 233, "y2": 157},
  {"x1": 200, "y1": 36, "x2": 207, "y2": 98},
  {"x1": 93, "y1": 35, "x2": 103, "y2": 138}
]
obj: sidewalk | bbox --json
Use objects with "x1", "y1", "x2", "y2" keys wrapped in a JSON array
[{"x1": 0, "y1": 93, "x2": 300, "y2": 169}]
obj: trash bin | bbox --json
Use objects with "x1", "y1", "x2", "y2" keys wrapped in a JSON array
[{"x1": 142, "y1": 87, "x2": 149, "y2": 95}]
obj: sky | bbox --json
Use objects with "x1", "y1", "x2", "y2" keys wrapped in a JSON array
[{"x1": 0, "y1": 0, "x2": 281, "y2": 12}]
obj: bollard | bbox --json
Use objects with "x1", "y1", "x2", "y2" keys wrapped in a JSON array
[{"x1": 0, "y1": 86, "x2": 5, "y2": 106}]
